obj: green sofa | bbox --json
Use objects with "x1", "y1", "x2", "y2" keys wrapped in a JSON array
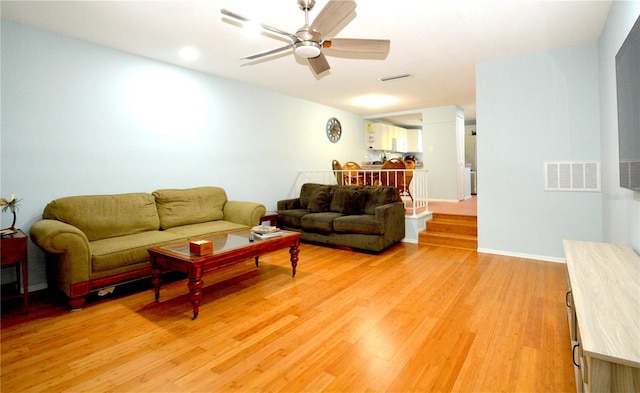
[
  {"x1": 277, "y1": 183, "x2": 405, "y2": 252},
  {"x1": 30, "y1": 186, "x2": 265, "y2": 309}
]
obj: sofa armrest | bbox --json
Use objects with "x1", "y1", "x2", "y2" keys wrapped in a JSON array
[
  {"x1": 223, "y1": 201, "x2": 266, "y2": 227},
  {"x1": 29, "y1": 219, "x2": 92, "y2": 297},
  {"x1": 277, "y1": 198, "x2": 301, "y2": 211},
  {"x1": 375, "y1": 202, "x2": 406, "y2": 240}
]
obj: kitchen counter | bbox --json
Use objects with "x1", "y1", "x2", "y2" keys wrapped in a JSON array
[{"x1": 361, "y1": 162, "x2": 424, "y2": 169}]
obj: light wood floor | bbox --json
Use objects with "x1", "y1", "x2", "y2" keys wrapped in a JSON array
[
  {"x1": 428, "y1": 196, "x2": 477, "y2": 217},
  {"x1": 1, "y1": 243, "x2": 575, "y2": 392}
]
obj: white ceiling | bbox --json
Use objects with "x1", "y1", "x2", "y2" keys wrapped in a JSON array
[{"x1": 1, "y1": 0, "x2": 612, "y2": 124}]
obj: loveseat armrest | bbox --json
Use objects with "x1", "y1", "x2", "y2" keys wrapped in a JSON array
[
  {"x1": 277, "y1": 198, "x2": 301, "y2": 211},
  {"x1": 223, "y1": 201, "x2": 266, "y2": 227},
  {"x1": 30, "y1": 219, "x2": 92, "y2": 296},
  {"x1": 375, "y1": 202, "x2": 406, "y2": 241}
]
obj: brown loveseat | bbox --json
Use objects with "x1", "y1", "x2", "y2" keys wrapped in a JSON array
[
  {"x1": 277, "y1": 183, "x2": 405, "y2": 252},
  {"x1": 30, "y1": 186, "x2": 265, "y2": 309}
]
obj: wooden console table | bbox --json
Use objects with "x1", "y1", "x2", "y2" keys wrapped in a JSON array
[{"x1": 563, "y1": 240, "x2": 640, "y2": 392}]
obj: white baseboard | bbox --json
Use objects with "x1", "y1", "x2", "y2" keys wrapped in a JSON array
[{"x1": 477, "y1": 248, "x2": 566, "y2": 263}]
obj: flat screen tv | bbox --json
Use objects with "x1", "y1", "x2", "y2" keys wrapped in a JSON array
[{"x1": 616, "y1": 15, "x2": 640, "y2": 191}]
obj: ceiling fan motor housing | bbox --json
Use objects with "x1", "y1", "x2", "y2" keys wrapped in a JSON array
[
  {"x1": 294, "y1": 28, "x2": 322, "y2": 58},
  {"x1": 298, "y1": 0, "x2": 316, "y2": 11}
]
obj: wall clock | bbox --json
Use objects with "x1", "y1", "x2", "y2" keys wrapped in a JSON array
[{"x1": 326, "y1": 117, "x2": 342, "y2": 143}]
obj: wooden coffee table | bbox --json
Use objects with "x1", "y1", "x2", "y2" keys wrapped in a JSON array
[{"x1": 148, "y1": 229, "x2": 301, "y2": 320}]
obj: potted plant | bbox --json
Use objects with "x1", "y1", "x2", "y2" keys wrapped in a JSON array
[{"x1": 1, "y1": 194, "x2": 22, "y2": 230}]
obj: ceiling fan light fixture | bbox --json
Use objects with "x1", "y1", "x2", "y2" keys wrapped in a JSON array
[{"x1": 294, "y1": 41, "x2": 321, "y2": 58}]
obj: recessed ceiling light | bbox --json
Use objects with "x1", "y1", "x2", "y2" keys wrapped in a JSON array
[{"x1": 179, "y1": 47, "x2": 200, "y2": 61}]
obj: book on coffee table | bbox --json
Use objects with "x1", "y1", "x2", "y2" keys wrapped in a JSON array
[
  {"x1": 252, "y1": 231, "x2": 283, "y2": 240},
  {"x1": 251, "y1": 225, "x2": 280, "y2": 235}
]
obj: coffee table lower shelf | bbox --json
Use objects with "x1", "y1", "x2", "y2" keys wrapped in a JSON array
[{"x1": 148, "y1": 229, "x2": 301, "y2": 320}]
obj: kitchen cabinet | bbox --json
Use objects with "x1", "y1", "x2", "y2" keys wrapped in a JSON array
[
  {"x1": 365, "y1": 122, "x2": 391, "y2": 150},
  {"x1": 365, "y1": 122, "x2": 420, "y2": 152},
  {"x1": 406, "y1": 128, "x2": 422, "y2": 153},
  {"x1": 391, "y1": 126, "x2": 407, "y2": 152}
]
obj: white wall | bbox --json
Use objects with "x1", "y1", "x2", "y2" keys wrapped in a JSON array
[
  {"x1": 1, "y1": 21, "x2": 364, "y2": 290},
  {"x1": 422, "y1": 105, "x2": 465, "y2": 201},
  {"x1": 476, "y1": 43, "x2": 603, "y2": 260},
  {"x1": 598, "y1": 1, "x2": 640, "y2": 252}
]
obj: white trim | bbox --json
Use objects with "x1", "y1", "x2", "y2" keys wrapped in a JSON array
[
  {"x1": 477, "y1": 248, "x2": 566, "y2": 263},
  {"x1": 402, "y1": 211, "x2": 430, "y2": 243}
]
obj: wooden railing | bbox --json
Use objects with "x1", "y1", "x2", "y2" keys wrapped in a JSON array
[{"x1": 294, "y1": 169, "x2": 429, "y2": 216}]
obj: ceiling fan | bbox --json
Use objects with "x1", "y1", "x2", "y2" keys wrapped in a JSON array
[{"x1": 221, "y1": 0, "x2": 390, "y2": 75}]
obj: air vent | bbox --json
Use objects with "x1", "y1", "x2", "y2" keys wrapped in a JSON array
[
  {"x1": 544, "y1": 161, "x2": 601, "y2": 192},
  {"x1": 620, "y1": 161, "x2": 640, "y2": 190},
  {"x1": 380, "y1": 73, "x2": 413, "y2": 82}
]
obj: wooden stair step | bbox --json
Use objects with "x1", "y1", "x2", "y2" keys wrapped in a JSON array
[
  {"x1": 420, "y1": 212, "x2": 478, "y2": 250},
  {"x1": 419, "y1": 231, "x2": 478, "y2": 250},
  {"x1": 432, "y1": 213, "x2": 477, "y2": 222},
  {"x1": 427, "y1": 218, "x2": 477, "y2": 236}
]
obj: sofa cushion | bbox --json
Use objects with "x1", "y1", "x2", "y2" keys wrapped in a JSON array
[
  {"x1": 90, "y1": 230, "x2": 187, "y2": 273},
  {"x1": 277, "y1": 209, "x2": 310, "y2": 228},
  {"x1": 164, "y1": 220, "x2": 246, "y2": 238},
  {"x1": 333, "y1": 214, "x2": 385, "y2": 235},
  {"x1": 299, "y1": 183, "x2": 332, "y2": 210},
  {"x1": 363, "y1": 186, "x2": 400, "y2": 215},
  {"x1": 307, "y1": 190, "x2": 332, "y2": 213},
  {"x1": 43, "y1": 193, "x2": 160, "y2": 242},
  {"x1": 301, "y1": 212, "x2": 343, "y2": 233},
  {"x1": 153, "y1": 187, "x2": 226, "y2": 230},
  {"x1": 330, "y1": 187, "x2": 365, "y2": 215}
]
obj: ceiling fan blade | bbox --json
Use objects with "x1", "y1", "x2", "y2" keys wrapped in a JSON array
[
  {"x1": 241, "y1": 45, "x2": 294, "y2": 60},
  {"x1": 308, "y1": 53, "x2": 331, "y2": 75},
  {"x1": 221, "y1": 9, "x2": 299, "y2": 42},
  {"x1": 309, "y1": 0, "x2": 357, "y2": 36},
  {"x1": 323, "y1": 38, "x2": 390, "y2": 53}
]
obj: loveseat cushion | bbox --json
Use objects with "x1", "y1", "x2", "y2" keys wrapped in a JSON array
[
  {"x1": 307, "y1": 190, "x2": 332, "y2": 212},
  {"x1": 43, "y1": 193, "x2": 160, "y2": 242},
  {"x1": 301, "y1": 212, "x2": 343, "y2": 233},
  {"x1": 363, "y1": 186, "x2": 401, "y2": 215},
  {"x1": 330, "y1": 187, "x2": 365, "y2": 215},
  {"x1": 299, "y1": 183, "x2": 332, "y2": 209},
  {"x1": 278, "y1": 209, "x2": 309, "y2": 228},
  {"x1": 153, "y1": 187, "x2": 226, "y2": 230},
  {"x1": 333, "y1": 214, "x2": 385, "y2": 235},
  {"x1": 90, "y1": 230, "x2": 186, "y2": 273}
]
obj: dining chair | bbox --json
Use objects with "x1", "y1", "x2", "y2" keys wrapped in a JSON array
[
  {"x1": 332, "y1": 159, "x2": 343, "y2": 185},
  {"x1": 403, "y1": 159, "x2": 415, "y2": 200},
  {"x1": 342, "y1": 161, "x2": 364, "y2": 185},
  {"x1": 381, "y1": 158, "x2": 406, "y2": 192}
]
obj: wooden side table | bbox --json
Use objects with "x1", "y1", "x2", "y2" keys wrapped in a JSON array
[
  {"x1": 1, "y1": 229, "x2": 28, "y2": 309},
  {"x1": 260, "y1": 211, "x2": 279, "y2": 227}
]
